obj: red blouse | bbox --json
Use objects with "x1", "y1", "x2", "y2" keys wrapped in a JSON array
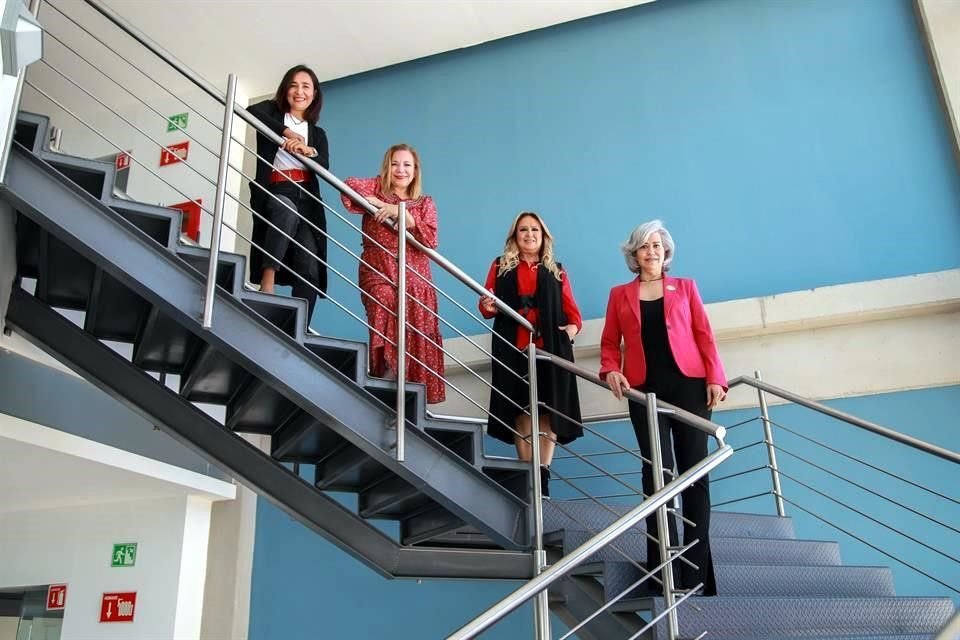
[{"x1": 480, "y1": 259, "x2": 582, "y2": 349}]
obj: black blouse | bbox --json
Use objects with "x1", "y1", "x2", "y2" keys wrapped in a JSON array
[{"x1": 640, "y1": 297, "x2": 684, "y2": 383}]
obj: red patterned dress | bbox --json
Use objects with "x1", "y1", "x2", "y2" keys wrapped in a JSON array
[{"x1": 341, "y1": 177, "x2": 446, "y2": 404}]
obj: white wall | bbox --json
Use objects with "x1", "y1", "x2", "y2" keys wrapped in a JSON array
[
  {"x1": 21, "y1": 3, "x2": 250, "y2": 252},
  {"x1": 918, "y1": 0, "x2": 960, "y2": 163},
  {"x1": 437, "y1": 269, "x2": 960, "y2": 417},
  {"x1": 0, "y1": 495, "x2": 215, "y2": 640}
]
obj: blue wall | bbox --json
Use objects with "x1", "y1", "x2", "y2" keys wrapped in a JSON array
[
  {"x1": 252, "y1": 0, "x2": 960, "y2": 636},
  {"x1": 310, "y1": 0, "x2": 960, "y2": 340}
]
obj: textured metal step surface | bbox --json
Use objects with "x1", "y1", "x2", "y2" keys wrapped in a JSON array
[
  {"x1": 555, "y1": 529, "x2": 841, "y2": 566},
  {"x1": 632, "y1": 596, "x2": 955, "y2": 639},
  {"x1": 543, "y1": 501, "x2": 795, "y2": 540},
  {"x1": 600, "y1": 561, "x2": 896, "y2": 601}
]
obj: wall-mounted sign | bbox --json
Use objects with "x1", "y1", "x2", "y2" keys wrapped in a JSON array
[
  {"x1": 115, "y1": 150, "x2": 132, "y2": 171},
  {"x1": 169, "y1": 198, "x2": 202, "y2": 243},
  {"x1": 166, "y1": 112, "x2": 189, "y2": 132},
  {"x1": 100, "y1": 592, "x2": 136, "y2": 623},
  {"x1": 46, "y1": 584, "x2": 67, "y2": 611},
  {"x1": 159, "y1": 140, "x2": 189, "y2": 167},
  {"x1": 111, "y1": 542, "x2": 138, "y2": 567}
]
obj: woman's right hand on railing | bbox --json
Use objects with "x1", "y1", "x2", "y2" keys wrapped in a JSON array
[
  {"x1": 281, "y1": 128, "x2": 306, "y2": 151},
  {"x1": 480, "y1": 295, "x2": 497, "y2": 315},
  {"x1": 605, "y1": 371, "x2": 631, "y2": 401}
]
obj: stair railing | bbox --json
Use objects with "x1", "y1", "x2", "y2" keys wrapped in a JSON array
[
  {"x1": 27, "y1": 0, "x2": 560, "y2": 628},
  {"x1": 32, "y1": 0, "x2": 538, "y2": 469},
  {"x1": 714, "y1": 372, "x2": 960, "y2": 598},
  {"x1": 23, "y1": 3, "x2": 745, "y2": 638},
  {"x1": 449, "y1": 387, "x2": 733, "y2": 639}
]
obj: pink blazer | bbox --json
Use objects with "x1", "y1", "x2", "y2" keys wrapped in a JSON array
[{"x1": 599, "y1": 276, "x2": 727, "y2": 389}]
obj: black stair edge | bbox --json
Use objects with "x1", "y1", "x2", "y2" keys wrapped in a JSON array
[
  {"x1": 5, "y1": 288, "x2": 534, "y2": 581},
  {"x1": 4, "y1": 143, "x2": 530, "y2": 549}
]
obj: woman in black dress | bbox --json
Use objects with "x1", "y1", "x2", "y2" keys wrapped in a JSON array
[{"x1": 480, "y1": 211, "x2": 584, "y2": 497}]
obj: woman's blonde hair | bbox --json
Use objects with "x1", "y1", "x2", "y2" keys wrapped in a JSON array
[
  {"x1": 498, "y1": 211, "x2": 562, "y2": 280},
  {"x1": 377, "y1": 143, "x2": 422, "y2": 200}
]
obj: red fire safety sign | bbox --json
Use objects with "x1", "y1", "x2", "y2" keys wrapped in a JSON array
[
  {"x1": 46, "y1": 584, "x2": 66, "y2": 610},
  {"x1": 159, "y1": 140, "x2": 189, "y2": 167},
  {"x1": 100, "y1": 591, "x2": 137, "y2": 623}
]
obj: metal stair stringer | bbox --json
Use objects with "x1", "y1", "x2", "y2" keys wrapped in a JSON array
[
  {"x1": 1, "y1": 142, "x2": 528, "y2": 552},
  {"x1": 4, "y1": 288, "x2": 531, "y2": 581}
]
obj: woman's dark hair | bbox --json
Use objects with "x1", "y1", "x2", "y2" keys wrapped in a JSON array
[{"x1": 272, "y1": 64, "x2": 323, "y2": 124}]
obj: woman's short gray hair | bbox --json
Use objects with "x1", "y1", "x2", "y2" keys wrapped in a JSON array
[{"x1": 621, "y1": 219, "x2": 675, "y2": 274}]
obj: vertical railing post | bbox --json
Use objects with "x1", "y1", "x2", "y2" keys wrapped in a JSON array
[
  {"x1": 395, "y1": 201, "x2": 407, "y2": 461},
  {"x1": 755, "y1": 370, "x2": 786, "y2": 516},
  {"x1": 201, "y1": 72, "x2": 237, "y2": 328},
  {"x1": 527, "y1": 342, "x2": 549, "y2": 640},
  {"x1": 647, "y1": 393, "x2": 679, "y2": 640},
  {"x1": 0, "y1": 0, "x2": 42, "y2": 182}
]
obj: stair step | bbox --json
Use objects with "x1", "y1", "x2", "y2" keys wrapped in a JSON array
[
  {"x1": 303, "y1": 335, "x2": 366, "y2": 382},
  {"x1": 315, "y1": 442, "x2": 390, "y2": 492},
  {"x1": 132, "y1": 306, "x2": 199, "y2": 373},
  {"x1": 180, "y1": 342, "x2": 250, "y2": 404},
  {"x1": 554, "y1": 529, "x2": 841, "y2": 566},
  {"x1": 45, "y1": 153, "x2": 110, "y2": 200},
  {"x1": 359, "y1": 475, "x2": 432, "y2": 519},
  {"x1": 401, "y1": 503, "x2": 466, "y2": 546},
  {"x1": 241, "y1": 291, "x2": 304, "y2": 338},
  {"x1": 113, "y1": 201, "x2": 180, "y2": 248},
  {"x1": 424, "y1": 426, "x2": 475, "y2": 465},
  {"x1": 41, "y1": 234, "x2": 95, "y2": 310},
  {"x1": 615, "y1": 596, "x2": 955, "y2": 638},
  {"x1": 84, "y1": 268, "x2": 149, "y2": 342},
  {"x1": 271, "y1": 412, "x2": 342, "y2": 461},
  {"x1": 544, "y1": 502, "x2": 795, "y2": 540},
  {"x1": 175, "y1": 246, "x2": 244, "y2": 294},
  {"x1": 599, "y1": 561, "x2": 895, "y2": 601},
  {"x1": 226, "y1": 377, "x2": 297, "y2": 434}
]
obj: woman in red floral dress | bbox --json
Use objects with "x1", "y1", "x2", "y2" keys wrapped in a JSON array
[{"x1": 341, "y1": 144, "x2": 446, "y2": 404}]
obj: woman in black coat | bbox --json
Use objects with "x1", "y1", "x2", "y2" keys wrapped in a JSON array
[
  {"x1": 479, "y1": 211, "x2": 584, "y2": 497},
  {"x1": 248, "y1": 64, "x2": 329, "y2": 324}
]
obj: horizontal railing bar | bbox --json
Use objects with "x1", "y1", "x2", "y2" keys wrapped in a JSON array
[
  {"x1": 539, "y1": 352, "x2": 726, "y2": 442},
  {"x1": 712, "y1": 465, "x2": 768, "y2": 483},
  {"x1": 780, "y1": 496, "x2": 959, "y2": 595},
  {"x1": 773, "y1": 444, "x2": 960, "y2": 535},
  {"x1": 776, "y1": 468, "x2": 960, "y2": 565},
  {"x1": 729, "y1": 376, "x2": 960, "y2": 464},
  {"x1": 768, "y1": 418, "x2": 960, "y2": 506},
  {"x1": 711, "y1": 491, "x2": 772, "y2": 508}
]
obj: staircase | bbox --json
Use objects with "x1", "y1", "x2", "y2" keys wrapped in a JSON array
[
  {"x1": 3, "y1": 111, "x2": 533, "y2": 580},
  {"x1": 4, "y1": 110, "x2": 957, "y2": 638},
  {"x1": 543, "y1": 501, "x2": 955, "y2": 639}
]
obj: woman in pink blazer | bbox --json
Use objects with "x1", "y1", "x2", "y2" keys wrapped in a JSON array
[{"x1": 599, "y1": 219, "x2": 727, "y2": 596}]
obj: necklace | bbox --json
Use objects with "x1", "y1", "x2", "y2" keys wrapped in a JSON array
[
  {"x1": 639, "y1": 275, "x2": 663, "y2": 283},
  {"x1": 288, "y1": 114, "x2": 305, "y2": 125}
]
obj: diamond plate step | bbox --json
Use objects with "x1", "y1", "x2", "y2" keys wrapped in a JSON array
[
  {"x1": 618, "y1": 596, "x2": 954, "y2": 639},
  {"x1": 551, "y1": 529, "x2": 841, "y2": 566},
  {"x1": 600, "y1": 561, "x2": 895, "y2": 601},
  {"x1": 543, "y1": 501, "x2": 795, "y2": 540}
]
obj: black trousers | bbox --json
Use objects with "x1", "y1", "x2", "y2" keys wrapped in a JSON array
[
  {"x1": 627, "y1": 375, "x2": 717, "y2": 595},
  {"x1": 262, "y1": 182, "x2": 322, "y2": 320}
]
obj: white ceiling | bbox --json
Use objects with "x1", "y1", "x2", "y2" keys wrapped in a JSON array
[{"x1": 86, "y1": 0, "x2": 652, "y2": 99}]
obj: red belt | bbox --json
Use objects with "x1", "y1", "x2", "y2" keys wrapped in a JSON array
[{"x1": 270, "y1": 169, "x2": 308, "y2": 183}]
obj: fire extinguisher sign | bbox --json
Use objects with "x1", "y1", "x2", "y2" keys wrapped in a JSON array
[{"x1": 100, "y1": 591, "x2": 137, "y2": 623}]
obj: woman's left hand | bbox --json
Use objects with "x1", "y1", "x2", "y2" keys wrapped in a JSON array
[
  {"x1": 367, "y1": 197, "x2": 398, "y2": 224},
  {"x1": 559, "y1": 324, "x2": 577, "y2": 341},
  {"x1": 706, "y1": 383, "x2": 726, "y2": 409}
]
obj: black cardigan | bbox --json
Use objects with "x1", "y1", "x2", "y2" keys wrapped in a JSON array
[{"x1": 247, "y1": 99, "x2": 329, "y2": 287}]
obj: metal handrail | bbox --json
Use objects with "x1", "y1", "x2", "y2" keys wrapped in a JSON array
[
  {"x1": 447, "y1": 445, "x2": 734, "y2": 639},
  {"x1": 536, "y1": 351, "x2": 727, "y2": 443},
  {"x1": 727, "y1": 375, "x2": 960, "y2": 464},
  {"x1": 80, "y1": 0, "x2": 534, "y2": 334}
]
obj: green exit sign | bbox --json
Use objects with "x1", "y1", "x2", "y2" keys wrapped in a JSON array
[
  {"x1": 111, "y1": 543, "x2": 137, "y2": 568},
  {"x1": 166, "y1": 112, "x2": 189, "y2": 132}
]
